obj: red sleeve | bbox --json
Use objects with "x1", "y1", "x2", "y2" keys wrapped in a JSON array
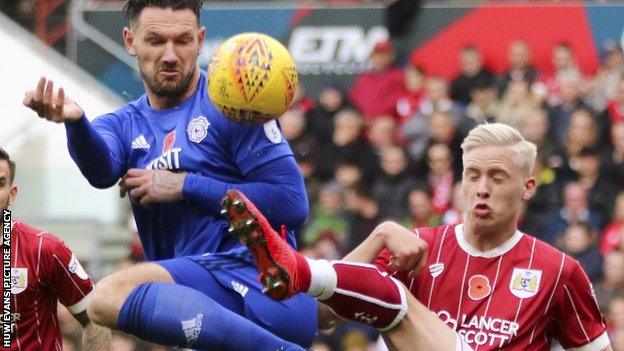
[
  {"x1": 41, "y1": 236, "x2": 94, "y2": 315},
  {"x1": 552, "y1": 260, "x2": 610, "y2": 350}
]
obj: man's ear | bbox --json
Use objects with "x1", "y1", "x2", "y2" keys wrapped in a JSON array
[
  {"x1": 8, "y1": 184, "x2": 17, "y2": 206},
  {"x1": 522, "y1": 177, "x2": 537, "y2": 201},
  {"x1": 123, "y1": 27, "x2": 137, "y2": 56},
  {"x1": 197, "y1": 26, "x2": 206, "y2": 55}
]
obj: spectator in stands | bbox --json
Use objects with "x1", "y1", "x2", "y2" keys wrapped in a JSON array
[
  {"x1": 395, "y1": 64, "x2": 426, "y2": 123},
  {"x1": 498, "y1": 40, "x2": 539, "y2": 96},
  {"x1": 605, "y1": 76, "x2": 624, "y2": 124},
  {"x1": 459, "y1": 75, "x2": 499, "y2": 135},
  {"x1": 546, "y1": 42, "x2": 583, "y2": 106},
  {"x1": 570, "y1": 147, "x2": 617, "y2": 221},
  {"x1": 317, "y1": 108, "x2": 379, "y2": 182},
  {"x1": 333, "y1": 108, "x2": 379, "y2": 178},
  {"x1": 559, "y1": 223, "x2": 603, "y2": 282},
  {"x1": 404, "y1": 109, "x2": 463, "y2": 171},
  {"x1": 373, "y1": 146, "x2": 417, "y2": 220},
  {"x1": 307, "y1": 80, "x2": 350, "y2": 145},
  {"x1": 402, "y1": 77, "x2": 462, "y2": 162},
  {"x1": 343, "y1": 182, "x2": 380, "y2": 251},
  {"x1": 349, "y1": 40, "x2": 404, "y2": 120},
  {"x1": 542, "y1": 181, "x2": 603, "y2": 245},
  {"x1": 595, "y1": 250, "x2": 624, "y2": 312},
  {"x1": 498, "y1": 79, "x2": 539, "y2": 130},
  {"x1": 606, "y1": 121, "x2": 624, "y2": 188},
  {"x1": 302, "y1": 182, "x2": 348, "y2": 249},
  {"x1": 450, "y1": 45, "x2": 495, "y2": 106},
  {"x1": 367, "y1": 115, "x2": 400, "y2": 150},
  {"x1": 334, "y1": 158, "x2": 365, "y2": 190},
  {"x1": 441, "y1": 182, "x2": 465, "y2": 225},
  {"x1": 280, "y1": 107, "x2": 320, "y2": 202},
  {"x1": 520, "y1": 107, "x2": 563, "y2": 169},
  {"x1": 600, "y1": 191, "x2": 624, "y2": 256},
  {"x1": 562, "y1": 109, "x2": 606, "y2": 169},
  {"x1": 590, "y1": 43, "x2": 624, "y2": 112},
  {"x1": 405, "y1": 185, "x2": 441, "y2": 228},
  {"x1": 423, "y1": 143, "x2": 459, "y2": 215},
  {"x1": 548, "y1": 72, "x2": 591, "y2": 146}
]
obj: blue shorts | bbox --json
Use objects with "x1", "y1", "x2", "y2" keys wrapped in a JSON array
[{"x1": 158, "y1": 247, "x2": 318, "y2": 347}]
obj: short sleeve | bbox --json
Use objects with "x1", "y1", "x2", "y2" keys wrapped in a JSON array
[
  {"x1": 552, "y1": 261, "x2": 610, "y2": 350},
  {"x1": 43, "y1": 238, "x2": 94, "y2": 315}
]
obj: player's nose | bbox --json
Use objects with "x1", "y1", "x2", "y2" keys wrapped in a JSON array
[
  {"x1": 162, "y1": 42, "x2": 178, "y2": 65},
  {"x1": 476, "y1": 178, "x2": 490, "y2": 198}
]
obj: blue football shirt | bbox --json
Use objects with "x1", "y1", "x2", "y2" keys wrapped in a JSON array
[{"x1": 90, "y1": 72, "x2": 297, "y2": 260}]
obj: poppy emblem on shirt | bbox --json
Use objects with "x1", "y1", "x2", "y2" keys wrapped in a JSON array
[
  {"x1": 509, "y1": 268, "x2": 542, "y2": 299},
  {"x1": 163, "y1": 130, "x2": 176, "y2": 154},
  {"x1": 468, "y1": 274, "x2": 491, "y2": 300},
  {"x1": 10, "y1": 268, "x2": 28, "y2": 294},
  {"x1": 187, "y1": 116, "x2": 210, "y2": 144}
]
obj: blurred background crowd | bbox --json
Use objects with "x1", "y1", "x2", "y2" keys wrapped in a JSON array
[{"x1": 3, "y1": 0, "x2": 624, "y2": 350}]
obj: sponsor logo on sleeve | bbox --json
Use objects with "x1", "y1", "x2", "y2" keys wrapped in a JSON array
[
  {"x1": 68, "y1": 254, "x2": 89, "y2": 280},
  {"x1": 263, "y1": 120, "x2": 282, "y2": 144}
]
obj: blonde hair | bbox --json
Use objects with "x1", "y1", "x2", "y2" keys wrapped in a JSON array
[{"x1": 461, "y1": 123, "x2": 537, "y2": 175}]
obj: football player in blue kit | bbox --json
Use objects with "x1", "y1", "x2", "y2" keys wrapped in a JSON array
[{"x1": 23, "y1": 1, "x2": 316, "y2": 350}]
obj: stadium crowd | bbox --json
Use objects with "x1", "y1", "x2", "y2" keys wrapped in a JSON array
[{"x1": 277, "y1": 39, "x2": 624, "y2": 351}]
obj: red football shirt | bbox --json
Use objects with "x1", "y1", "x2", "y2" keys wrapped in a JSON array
[
  {"x1": 1, "y1": 221, "x2": 94, "y2": 351},
  {"x1": 375, "y1": 224, "x2": 610, "y2": 350}
]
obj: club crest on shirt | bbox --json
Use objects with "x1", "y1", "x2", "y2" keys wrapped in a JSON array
[
  {"x1": 509, "y1": 268, "x2": 542, "y2": 298},
  {"x1": 187, "y1": 116, "x2": 210, "y2": 144},
  {"x1": 10, "y1": 268, "x2": 28, "y2": 294}
]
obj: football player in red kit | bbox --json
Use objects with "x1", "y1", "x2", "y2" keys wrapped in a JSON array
[
  {"x1": 224, "y1": 123, "x2": 612, "y2": 351},
  {"x1": 0, "y1": 147, "x2": 110, "y2": 351}
]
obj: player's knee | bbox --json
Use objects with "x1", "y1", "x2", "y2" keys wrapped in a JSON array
[{"x1": 88, "y1": 274, "x2": 124, "y2": 328}]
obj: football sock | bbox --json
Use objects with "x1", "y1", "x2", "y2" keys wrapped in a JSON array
[
  {"x1": 117, "y1": 283, "x2": 304, "y2": 351},
  {"x1": 305, "y1": 258, "x2": 336, "y2": 300},
  {"x1": 314, "y1": 261, "x2": 408, "y2": 331}
]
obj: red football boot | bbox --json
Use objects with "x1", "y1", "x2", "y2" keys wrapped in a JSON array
[{"x1": 221, "y1": 189, "x2": 305, "y2": 300}]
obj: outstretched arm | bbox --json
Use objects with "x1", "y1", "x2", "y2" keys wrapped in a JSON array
[{"x1": 24, "y1": 77, "x2": 124, "y2": 188}]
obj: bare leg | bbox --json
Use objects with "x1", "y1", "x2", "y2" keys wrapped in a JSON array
[
  {"x1": 384, "y1": 291, "x2": 459, "y2": 351},
  {"x1": 87, "y1": 262, "x2": 173, "y2": 328}
]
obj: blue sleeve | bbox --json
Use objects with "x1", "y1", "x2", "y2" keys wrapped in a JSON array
[
  {"x1": 182, "y1": 155, "x2": 309, "y2": 230},
  {"x1": 64, "y1": 115, "x2": 125, "y2": 188}
]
